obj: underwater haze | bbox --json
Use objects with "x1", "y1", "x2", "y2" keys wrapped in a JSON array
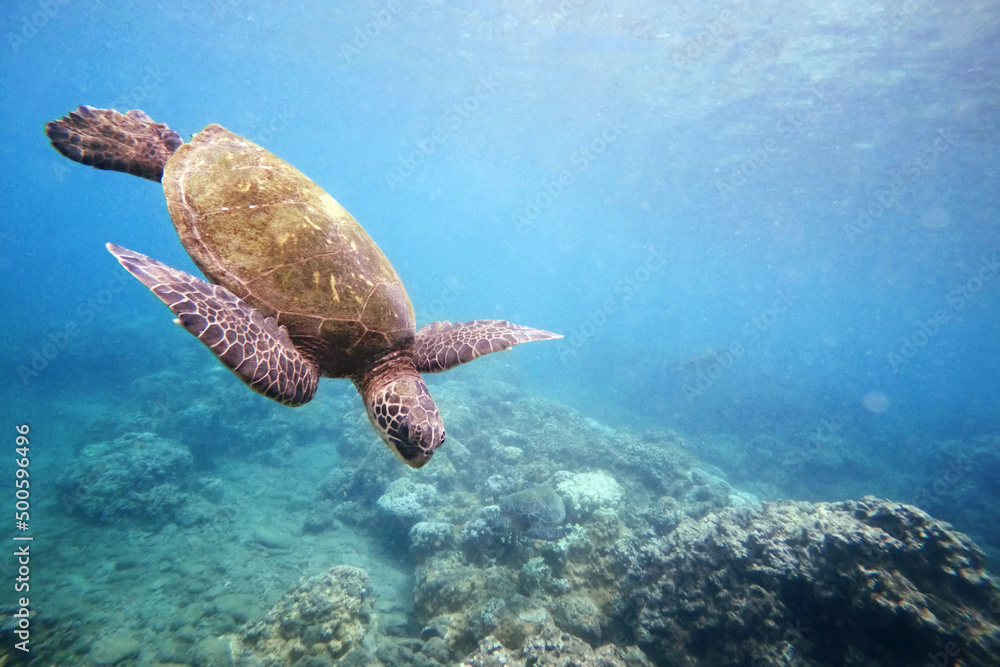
[{"x1": 3, "y1": 1, "x2": 1000, "y2": 665}]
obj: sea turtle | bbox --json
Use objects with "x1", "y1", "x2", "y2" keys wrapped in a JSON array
[
  {"x1": 45, "y1": 106, "x2": 560, "y2": 468},
  {"x1": 499, "y1": 486, "x2": 567, "y2": 527},
  {"x1": 497, "y1": 486, "x2": 570, "y2": 541}
]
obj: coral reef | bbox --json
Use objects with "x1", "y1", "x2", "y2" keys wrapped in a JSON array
[
  {"x1": 58, "y1": 432, "x2": 195, "y2": 525},
  {"x1": 915, "y1": 434, "x2": 1000, "y2": 564},
  {"x1": 461, "y1": 619, "x2": 651, "y2": 667},
  {"x1": 412, "y1": 552, "x2": 522, "y2": 655},
  {"x1": 409, "y1": 521, "x2": 455, "y2": 558},
  {"x1": 125, "y1": 366, "x2": 327, "y2": 467},
  {"x1": 555, "y1": 470, "x2": 624, "y2": 520},
  {"x1": 233, "y1": 565, "x2": 376, "y2": 666},
  {"x1": 615, "y1": 496, "x2": 1000, "y2": 666},
  {"x1": 309, "y1": 381, "x2": 1000, "y2": 666},
  {"x1": 550, "y1": 594, "x2": 604, "y2": 644},
  {"x1": 459, "y1": 505, "x2": 521, "y2": 565},
  {"x1": 377, "y1": 478, "x2": 440, "y2": 527},
  {"x1": 49, "y1": 374, "x2": 1000, "y2": 667}
]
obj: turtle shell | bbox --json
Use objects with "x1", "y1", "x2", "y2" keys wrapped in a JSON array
[{"x1": 161, "y1": 124, "x2": 414, "y2": 378}]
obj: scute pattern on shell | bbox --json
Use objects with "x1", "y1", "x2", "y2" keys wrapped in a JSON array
[
  {"x1": 500, "y1": 487, "x2": 567, "y2": 526},
  {"x1": 163, "y1": 124, "x2": 415, "y2": 379}
]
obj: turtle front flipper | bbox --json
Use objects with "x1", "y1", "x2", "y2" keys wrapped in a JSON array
[
  {"x1": 45, "y1": 106, "x2": 182, "y2": 182},
  {"x1": 412, "y1": 320, "x2": 562, "y2": 373},
  {"x1": 107, "y1": 243, "x2": 319, "y2": 406}
]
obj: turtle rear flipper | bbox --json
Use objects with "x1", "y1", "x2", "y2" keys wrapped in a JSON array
[
  {"x1": 412, "y1": 320, "x2": 562, "y2": 373},
  {"x1": 45, "y1": 106, "x2": 182, "y2": 182},
  {"x1": 107, "y1": 243, "x2": 319, "y2": 406}
]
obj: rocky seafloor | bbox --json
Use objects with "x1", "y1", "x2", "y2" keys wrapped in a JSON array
[{"x1": 10, "y1": 369, "x2": 1000, "y2": 666}]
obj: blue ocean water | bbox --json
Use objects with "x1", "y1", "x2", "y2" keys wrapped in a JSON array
[{"x1": 2, "y1": 1, "x2": 1000, "y2": 664}]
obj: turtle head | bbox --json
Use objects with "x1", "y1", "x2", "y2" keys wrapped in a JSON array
[{"x1": 357, "y1": 365, "x2": 445, "y2": 468}]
